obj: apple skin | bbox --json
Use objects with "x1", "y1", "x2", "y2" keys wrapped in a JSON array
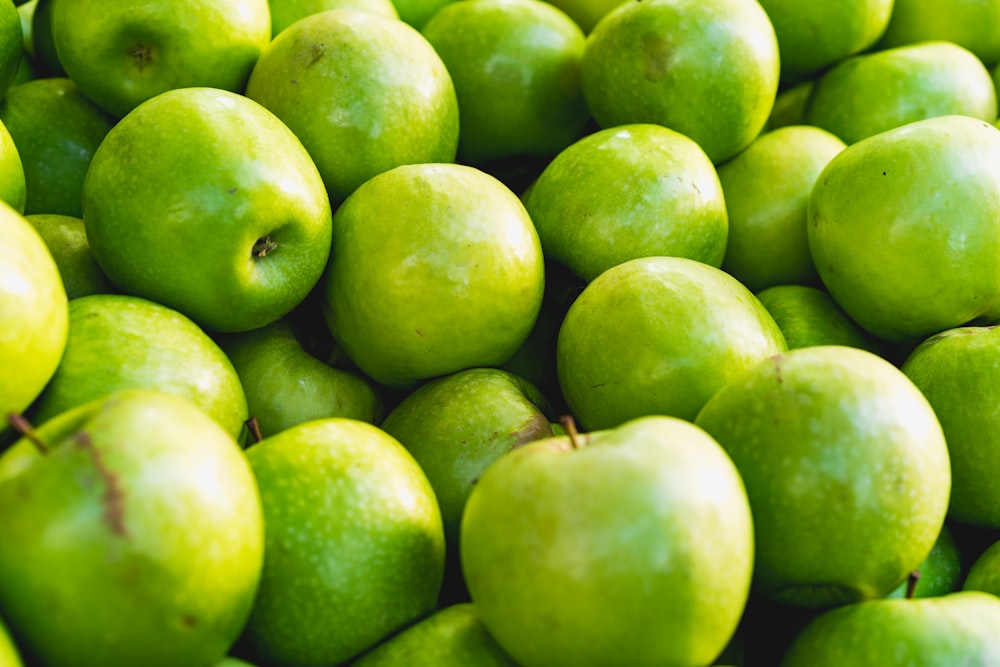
[
  {"x1": 0, "y1": 77, "x2": 114, "y2": 217},
  {"x1": 755, "y1": 285, "x2": 882, "y2": 353},
  {"x1": 808, "y1": 114, "x2": 1000, "y2": 343},
  {"x1": 0, "y1": 389, "x2": 265, "y2": 667},
  {"x1": 244, "y1": 10, "x2": 459, "y2": 203},
  {"x1": 963, "y1": 538, "x2": 1000, "y2": 596},
  {"x1": 0, "y1": 616, "x2": 21, "y2": 667},
  {"x1": 25, "y1": 213, "x2": 113, "y2": 299},
  {"x1": 878, "y1": 0, "x2": 1000, "y2": 68},
  {"x1": 321, "y1": 163, "x2": 545, "y2": 388},
  {"x1": 780, "y1": 591, "x2": 1000, "y2": 666},
  {"x1": 29, "y1": 294, "x2": 248, "y2": 439},
  {"x1": 0, "y1": 119, "x2": 24, "y2": 213},
  {"x1": 351, "y1": 604, "x2": 517, "y2": 666},
  {"x1": 0, "y1": 201, "x2": 67, "y2": 422},
  {"x1": 268, "y1": 0, "x2": 398, "y2": 36},
  {"x1": 901, "y1": 325, "x2": 1000, "y2": 527},
  {"x1": 50, "y1": 0, "x2": 271, "y2": 118},
  {"x1": 420, "y1": 0, "x2": 589, "y2": 165},
  {"x1": 886, "y1": 524, "x2": 962, "y2": 599},
  {"x1": 29, "y1": 0, "x2": 64, "y2": 78},
  {"x1": 718, "y1": 126, "x2": 845, "y2": 292},
  {"x1": 581, "y1": 0, "x2": 779, "y2": 164},
  {"x1": 695, "y1": 346, "x2": 951, "y2": 608},
  {"x1": 239, "y1": 419, "x2": 445, "y2": 667},
  {"x1": 0, "y1": 1, "x2": 20, "y2": 100},
  {"x1": 523, "y1": 124, "x2": 728, "y2": 283},
  {"x1": 217, "y1": 318, "x2": 382, "y2": 439},
  {"x1": 556, "y1": 255, "x2": 786, "y2": 430},
  {"x1": 83, "y1": 87, "x2": 333, "y2": 333},
  {"x1": 805, "y1": 41, "x2": 997, "y2": 145},
  {"x1": 460, "y1": 416, "x2": 754, "y2": 667}
]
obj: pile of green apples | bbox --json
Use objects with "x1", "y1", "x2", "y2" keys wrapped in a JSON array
[{"x1": 5, "y1": 0, "x2": 1000, "y2": 665}]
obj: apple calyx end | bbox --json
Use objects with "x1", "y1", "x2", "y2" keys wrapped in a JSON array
[
  {"x1": 127, "y1": 43, "x2": 154, "y2": 72},
  {"x1": 252, "y1": 235, "x2": 278, "y2": 259},
  {"x1": 559, "y1": 415, "x2": 585, "y2": 449},
  {"x1": 6, "y1": 412, "x2": 49, "y2": 455}
]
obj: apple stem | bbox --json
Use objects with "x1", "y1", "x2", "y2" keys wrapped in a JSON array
[
  {"x1": 559, "y1": 415, "x2": 584, "y2": 449},
  {"x1": 252, "y1": 235, "x2": 278, "y2": 259},
  {"x1": 245, "y1": 416, "x2": 264, "y2": 444},
  {"x1": 905, "y1": 570, "x2": 921, "y2": 599},
  {"x1": 6, "y1": 413, "x2": 48, "y2": 455}
]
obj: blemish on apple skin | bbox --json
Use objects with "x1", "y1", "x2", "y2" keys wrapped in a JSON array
[
  {"x1": 771, "y1": 354, "x2": 785, "y2": 385},
  {"x1": 181, "y1": 614, "x2": 198, "y2": 629},
  {"x1": 415, "y1": 329, "x2": 425, "y2": 338},
  {"x1": 74, "y1": 432, "x2": 128, "y2": 537}
]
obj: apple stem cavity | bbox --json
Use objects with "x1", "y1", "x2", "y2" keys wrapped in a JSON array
[
  {"x1": 905, "y1": 570, "x2": 921, "y2": 599},
  {"x1": 246, "y1": 416, "x2": 264, "y2": 444},
  {"x1": 128, "y1": 43, "x2": 154, "y2": 72},
  {"x1": 252, "y1": 235, "x2": 278, "y2": 259},
  {"x1": 559, "y1": 415, "x2": 585, "y2": 449},
  {"x1": 6, "y1": 413, "x2": 49, "y2": 455}
]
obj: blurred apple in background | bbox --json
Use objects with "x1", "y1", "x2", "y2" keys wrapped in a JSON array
[
  {"x1": 557, "y1": 256, "x2": 786, "y2": 430},
  {"x1": 878, "y1": 0, "x2": 1000, "y2": 68},
  {"x1": 29, "y1": 294, "x2": 248, "y2": 439},
  {"x1": 0, "y1": 119, "x2": 23, "y2": 213},
  {"x1": 756, "y1": 285, "x2": 882, "y2": 353},
  {"x1": 245, "y1": 10, "x2": 458, "y2": 203},
  {"x1": 963, "y1": 538, "x2": 1000, "y2": 596},
  {"x1": 268, "y1": 0, "x2": 398, "y2": 37},
  {"x1": 0, "y1": 0, "x2": 19, "y2": 99},
  {"x1": 0, "y1": 615, "x2": 20, "y2": 667},
  {"x1": 695, "y1": 346, "x2": 951, "y2": 608},
  {"x1": 321, "y1": 163, "x2": 544, "y2": 388},
  {"x1": 0, "y1": 390, "x2": 265, "y2": 667},
  {"x1": 461, "y1": 416, "x2": 754, "y2": 667},
  {"x1": 24, "y1": 213, "x2": 113, "y2": 299},
  {"x1": 885, "y1": 524, "x2": 962, "y2": 599},
  {"x1": 523, "y1": 124, "x2": 727, "y2": 282},
  {"x1": 83, "y1": 87, "x2": 333, "y2": 333}
]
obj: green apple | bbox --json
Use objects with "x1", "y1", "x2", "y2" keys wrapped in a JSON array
[
  {"x1": 238, "y1": 418, "x2": 445, "y2": 666},
  {"x1": 0, "y1": 616, "x2": 20, "y2": 667},
  {"x1": 320, "y1": 162, "x2": 545, "y2": 387},
  {"x1": 755, "y1": 285, "x2": 882, "y2": 353},
  {"x1": 963, "y1": 538, "x2": 1000, "y2": 596},
  {"x1": 805, "y1": 41, "x2": 998, "y2": 145},
  {"x1": 0, "y1": 119, "x2": 23, "y2": 213},
  {"x1": 0, "y1": 201, "x2": 67, "y2": 423},
  {"x1": 719, "y1": 126, "x2": 844, "y2": 291},
  {"x1": 0, "y1": 389, "x2": 264, "y2": 667},
  {"x1": 420, "y1": 0, "x2": 589, "y2": 165},
  {"x1": 780, "y1": 591, "x2": 1000, "y2": 665},
  {"x1": 25, "y1": 213, "x2": 112, "y2": 299},
  {"x1": 269, "y1": 0, "x2": 398, "y2": 36},
  {"x1": 0, "y1": 77, "x2": 113, "y2": 216},
  {"x1": 808, "y1": 114, "x2": 1000, "y2": 343},
  {"x1": 49, "y1": 0, "x2": 270, "y2": 118},
  {"x1": 885, "y1": 524, "x2": 962, "y2": 599},
  {"x1": 83, "y1": 87, "x2": 333, "y2": 333},
  {"x1": 461, "y1": 416, "x2": 754, "y2": 667},
  {"x1": 757, "y1": 0, "x2": 893, "y2": 82},
  {"x1": 765, "y1": 81, "x2": 814, "y2": 131},
  {"x1": 392, "y1": 0, "x2": 454, "y2": 29},
  {"x1": 581, "y1": 0, "x2": 779, "y2": 164},
  {"x1": 901, "y1": 325, "x2": 1000, "y2": 527},
  {"x1": 556, "y1": 255, "x2": 786, "y2": 430},
  {"x1": 218, "y1": 318, "x2": 381, "y2": 440},
  {"x1": 29, "y1": 294, "x2": 248, "y2": 438},
  {"x1": 244, "y1": 10, "x2": 458, "y2": 203},
  {"x1": 695, "y1": 345, "x2": 951, "y2": 608},
  {"x1": 523, "y1": 124, "x2": 727, "y2": 282},
  {"x1": 879, "y1": 0, "x2": 1000, "y2": 68},
  {"x1": 16, "y1": 0, "x2": 32, "y2": 56},
  {"x1": 351, "y1": 604, "x2": 517, "y2": 666},
  {"x1": 214, "y1": 660, "x2": 257, "y2": 667},
  {"x1": 541, "y1": 0, "x2": 626, "y2": 33},
  {"x1": 0, "y1": 0, "x2": 19, "y2": 100},
  {"x1": 29, "y1": 0, "x2": 64, "y2": 77}
]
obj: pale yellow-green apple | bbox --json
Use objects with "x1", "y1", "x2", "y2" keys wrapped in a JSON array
[
  {"x1": 218, "y1": 318, "x2": 381, "y2": 440},
  {"x1": 780, "y1": 592, "x2": 1000, "y2": 665},
  {"x1": 49, "y1": 0, "x2": 270, "y2": 118},
  {"x1": 556, "y1": 256, "x2": 786, "y2": 430},
  {"x1": 901, "y1": 325, "x2": 1000, "y2": 527},
  {"x1": 461, "y1": 416, "x2": 754, "y2": 667},
  {"x1": 0, "y1": 1, "x2": 19, "y2": 100},
  {"x1": 695, "y1": 346, "x2": 951, "y2": 608},
  {"x1": 806, "y1": 42, "x2": 997, "y2": 145},
  {"x1": 0, "y1": 201, "x2": 66, "y2": 423},
  {"x1": 83, "y1": 87, "x2": 333, "y2": 333},
  {"x1": 756, "y1": 0, "x2": 893, "y2": 82},
  {"x1": 0, "y1": 119, "x2": 23, "y2": 213},
  {"x1": 24, "y1": 213, "x2": 112, "y2": 299},
  {"x1": 320, "y1": 163, "x2": 544, "y2": 387},
  {"x1": 0, "y1": 77, "x2": 113, "y2": 216},
  {"x1": 0, "y1": 390, "x2": 264, "y2": 667},
  {"x1": 0, "y1": 616, "x2": 20, "y2": 667},
  {"x1": 16, "y1": 1, "x2": 32, "y2": 56},
  {"x1": 879, "y1": 0, "x2": 1000, "y2": 68},
  {"x1": 808, "y1": 115, "x2": 1000, "y2": 343},
  {"x1": 581, "y1": 0, "x2": 779, "y2": 164},
  {"x1": 29, "y1": 294, "x2": 248, "y2": 439},
  {"x1": 268, "y1": 0, "x2": 397, "y2": 36},
  {"x1": 963, "y1": 538, "x2": 1000, "y2": 596},
  {"x1": 238, "y1": 419, "x2": 445, "y2": 666},
  {"x1": 755, "y1": 285, "x2": 882, "y2": 353},
  {"x1": 719, "y1": 125, "x2": 845, "y2": 291},
  {"x1": 245, "y1": 10, "x2": 458, "y2": 203},
  {"x1": 420, "y1": 0, "x2": 589, "y2": 165},
  {"x1": 523, "y1": 124, "x2": 727, "y2": 282},
  {"x1": 886, "y1": 524, "x2": 962, "y2": 599},
  {"x1": 351, "y1": 604, "x2": 517, "y2": 667}
]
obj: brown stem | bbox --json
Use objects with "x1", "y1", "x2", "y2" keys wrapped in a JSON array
[
  {"x1": 905, "y1": 570, "x2": 921, "y2": 599},
  {"x1": 245, "y1": 417, "x2": 264, "y2": 444},
  {"x1": 559, "y1": 415, "x2": 584, "y2": 449},
  {"x1": 6, "y1": 413, "x2": 48, "y2": 455}
]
